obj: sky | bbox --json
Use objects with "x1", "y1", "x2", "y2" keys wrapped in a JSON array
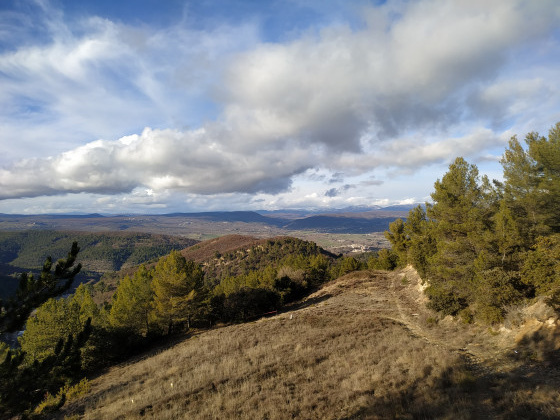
[{"x1": 0, "y1": 0, "x2": 559, "y2": 214}]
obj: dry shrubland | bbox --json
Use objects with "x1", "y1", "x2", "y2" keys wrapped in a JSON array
[{"x1": 58, "y1": 269, "x2": 560, "y2": 419}]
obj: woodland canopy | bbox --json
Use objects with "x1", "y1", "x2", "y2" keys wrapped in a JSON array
[{"x1": 384, "y1": 122, "x2": 560, "y2": 323}]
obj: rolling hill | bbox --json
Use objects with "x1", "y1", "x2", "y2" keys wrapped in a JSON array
[
  {"x1": 0, "y1": 207, "x2": 409, "y2": 236},
  {"x1": 57, "y1": 267, "x2": 560, "y2": 419},
  {"x1": 0, "y1": 231, "x2": 198, "y2": 299},
  {"x1": 284, "y1": 214, "x2": 399, "y2": 233}
]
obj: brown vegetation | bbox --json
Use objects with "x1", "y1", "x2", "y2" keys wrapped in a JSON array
[
  {"x1": 58, "y1": 267, "x2": 560, "y2": 419},
  {"x1": 179, "y1": 235, "x2": 266, "y2": 262}
]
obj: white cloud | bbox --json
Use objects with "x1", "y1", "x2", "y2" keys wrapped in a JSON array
[
  {"x1": 220, "y1": 0, "x2": 560, "y2": 154},
  {"x1": 0, "y1": 127, "x2": 314, "y2": 199},
  {"x1": 0, "y1": 1, "x2": 259, "y2": 162},
  {"x1": 0, "y1": 0, "x2": 559, "y2": 211}
]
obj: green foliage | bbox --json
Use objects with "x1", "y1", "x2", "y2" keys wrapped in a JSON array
[
  {"x1": 274, "y1": 266, "x2": 308, "y2": 303},
  {"x1": 521, "y1": 235, "x2": 560, "y2": 295},
  {"x1": 427, "y1": 157, "x2": 490, "y2": 279},
  {"x1": 425, "y1": 283, "x2": 467, "y2": 316},
  {"x1": 221, "y1": 287, "x2": 280, "y2": 322},
  {"x1": 404, "y1": 206, "x2": 437, "y2": 277},
  {"x1": 368, "y1": 249, "x2": 399, "y2": 270},
  {"x1": 386, "y1": 123, "x2": 560, "y2": 323},
  {"x1": 331, "y1": 256, "x2": 363, "y2": 277},
  {"x1": 501, "y1": 123, "x2": 560, "y2": 243},
  {"x1": 493, "y1": 200, "x2": 524, "y2": 270},
  {"x1": 150, "y1": 251, "x2": 204, "y2": 333},
  {"x1": 203, "y1": 237, "x2": 333, "y2": 288},
  {"x1": 473, "y1": 268, "x2": 522, "y2": 324},
  {"x1": 0, "y1": 235, "x2": 340, "y2": 416},
  {"x1": 19, "y1": 284, "x2": 97, "y2": 363},
  {"x1": 384, "y1": 218, "x2": 408, "y2": 266},
  {"x1": 33, "y1": 390, "x2": 66, "y2": 415},
  {"x1": 0, "y1": 317, "x2": 92, "y2": 416},
  {"x1": 1, "y1": 242, "x2": 82, "y2": 333},
  {"x1": 33, "y1": 377, "x2": 91, "y2": 415},
  {"x1": 109, "y1": 265, "x2": 153, "y2": 335},
  {"x1": 0, "y1": 231, "x2": 197, "y2": 300}
]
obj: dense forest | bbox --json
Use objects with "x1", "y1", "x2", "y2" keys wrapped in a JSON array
[
  {"x1": 0, "y1": 231, "x2": 197, "y2": 298},
  {"x1": 384, "y1": 122, "x2": 560, "y2": 323}
]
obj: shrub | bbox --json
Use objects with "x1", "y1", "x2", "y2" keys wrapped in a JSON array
[
  {"x1": 425, "y1": 285, "x2": 467, "y2": 316},
  {"x1": 33, "y1": 378, "x2": 90, "y2": 415}
]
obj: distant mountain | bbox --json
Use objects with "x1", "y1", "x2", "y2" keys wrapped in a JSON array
[
  {"x1": 256, "y1": 206, "x2": 384, "y2": 218},
  {"x1": 380, "y1": 204, "x2": 423, "y2": 211},
  {"x1": 0, "y1": 213, "x2": 105, "y2": 219},
  {"x1": 284, "y1": 215, "x2": 400, "y2": 234},
  {"x1": 159, "y1": 211, "x2": 287, "y2": 226},
  {"x1": 0, "y1": 207, "x2": 413, "y2": 237}
]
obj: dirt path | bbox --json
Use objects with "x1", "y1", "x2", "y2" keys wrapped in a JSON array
[{"x1": 304, "y1": 269, "x2": 531, "y2": 418}]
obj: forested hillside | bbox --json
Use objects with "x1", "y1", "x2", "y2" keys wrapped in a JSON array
[
  {"x1": 384, "y1": 122, "x2": 560, "y2": 323},
  {"x1": 0, "y1": 231, "x2": 197, "y2": 298},
  {"x1": 0, "y1": 236, "x2": 370, "y2": 416}
]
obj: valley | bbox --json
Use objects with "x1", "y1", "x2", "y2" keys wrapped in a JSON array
[{"x1": 0, "y1": 209, "x2": 397, "y2": 299}]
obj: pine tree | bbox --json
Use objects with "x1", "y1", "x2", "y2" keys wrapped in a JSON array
[
  {"x1": 19, "y1": 284, "x2": 96, "y2": 363},
  {"x1": 404, "y1": 205, "x2": 437, "y2": 278},
  {"x1": 19, "y1": 298, "x2": 82, "y2": 362},
  {"x1": 1, "y1": 242, "x2": 81, "y2": 333},
  {"x1": 384, "y1": 218, "x2": 408, "y2": 266},
  {"x1": 109, "y1": 265, "x2": 153, "y2": 335},
  {"x1": 527, "y1": 122, "x2": 560, "y2": 233},
  {"x1": 427, "y1": 158, "x2": 487, "y2": 284},
  {"x1": 150, "y1": 251, "x2": 204, "y2": 334},
  {"x1": 493, "y1": 199, "x2": 523, "y2": 269}
]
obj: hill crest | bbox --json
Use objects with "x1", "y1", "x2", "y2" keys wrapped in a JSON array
[{"x1": 58, "y1": 267, "x2": 560, "y2": 419}]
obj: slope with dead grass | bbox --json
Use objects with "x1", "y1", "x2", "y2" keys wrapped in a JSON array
[{"x1": 58, "y1": 268, "x2": 560, "y2": 419}]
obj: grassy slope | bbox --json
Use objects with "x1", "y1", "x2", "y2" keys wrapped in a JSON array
[{"x1": 59, "y1": 268, "x2": 560, "y2": 419}]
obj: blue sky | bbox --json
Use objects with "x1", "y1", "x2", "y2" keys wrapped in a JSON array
[{"x1": 0, "y1": 0, "x2": 559, "y2": 214}]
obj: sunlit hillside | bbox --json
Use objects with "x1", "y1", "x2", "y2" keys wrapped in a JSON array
[{"x1": 57, "y1": 268, "x2": 560, "y2": 419}]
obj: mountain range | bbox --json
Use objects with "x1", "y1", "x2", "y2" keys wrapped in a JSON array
[{"x1": 0, "y1": 205, "x2": 415, "y2": 235}]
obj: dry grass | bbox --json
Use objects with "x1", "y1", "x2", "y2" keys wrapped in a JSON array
[{"x1": 59, "y1": 269, "x2": 560, "y2": 419}]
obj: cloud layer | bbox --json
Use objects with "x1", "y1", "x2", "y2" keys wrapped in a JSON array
[{"x1": 1, "y1": 0, "x2": 559, "y2": 211}]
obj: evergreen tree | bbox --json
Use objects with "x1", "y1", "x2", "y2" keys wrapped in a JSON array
[
  {"x1": 384, "y1": 218, "x2": 408, "y2": 266},
  {"x1": 493, "y1": 199, "x2": 523, "y2": 269},
  {"x1": 109, "y1": 265, "x2": 153, "y2": 336},
  {"x1": 404, "y1": 205, "x2": 437, "y2": 278},
  {"x1": 500, "y1": 125, "x2": 560, "y2": 244},
  {"x1": 19, "y1": 298, "x2": 82, "y2": 362},
  {"x1": 426, "y1": 158, "x2": 489, "y2": 301},
  {"x1": 521, "y1": 234, "x2": 560, "y2": 296},
  {"x1": 501, "y1": 135, "x2": 546, "y2": 244},
  {"x1": 150, "y1": 251, "x2": 204, "y2": 333},
  {"x1": 1, "y1": 242, "x2": 81, "y2": 333},
  {"x1": 19, "y1": 284, "x2": 96, "y2": 363},
  {"x1": 382, "y1": 123, "x2": 560, "y2": 322},
  {"x1": 527, "y1": 122, "x2": 560, "y2": 233}
]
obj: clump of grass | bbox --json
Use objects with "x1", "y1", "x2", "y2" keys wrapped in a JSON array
[{"x1": 34, "y1": 378, "x2": 91, "y2": 415}]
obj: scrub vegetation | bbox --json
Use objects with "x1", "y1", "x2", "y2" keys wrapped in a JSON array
[
  {"x1": 58, "y1": 269, "x2": 560, "y2": 419},
  {"x1": 384, "y1": 123, "x2": 560, "y2": 324}
]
